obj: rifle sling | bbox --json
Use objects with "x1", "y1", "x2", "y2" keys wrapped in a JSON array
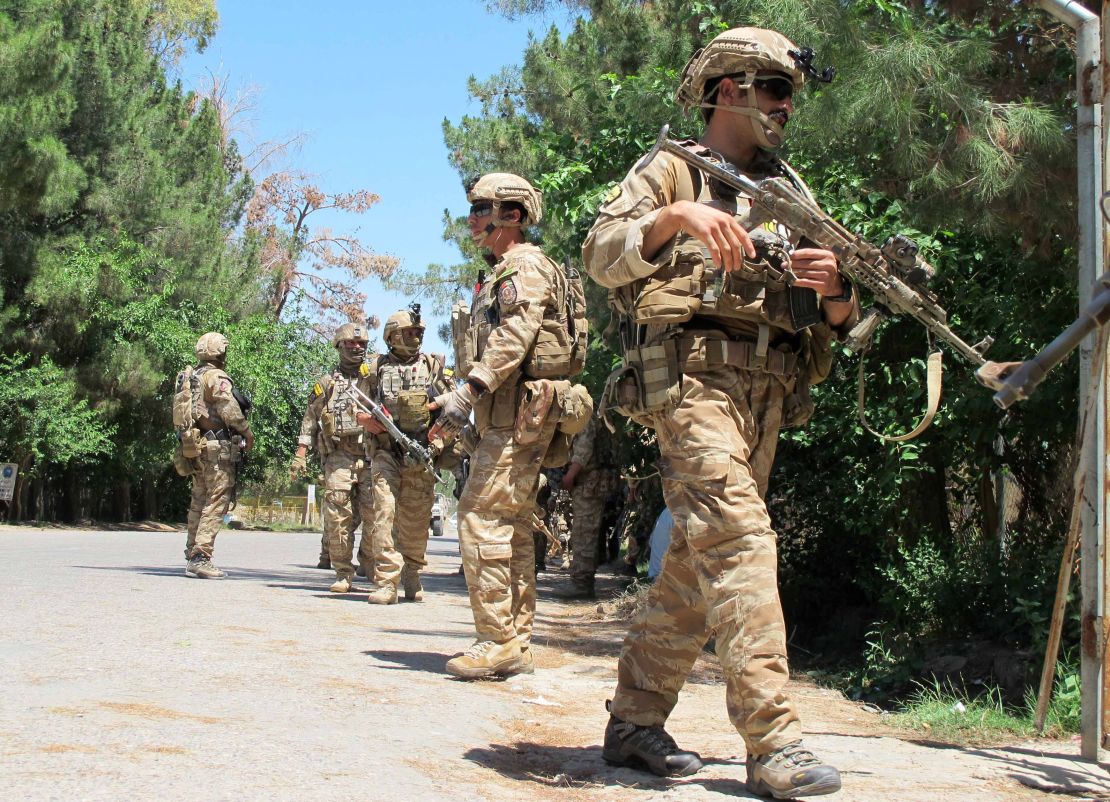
[{"x1": 857, "y1": 349, "x2": 943, "y2": 443}]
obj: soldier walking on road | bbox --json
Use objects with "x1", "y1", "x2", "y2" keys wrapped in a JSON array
[
  {"x1": 290, "y1": 322, "x2": 376, "y2": 593},
  {"x1": 557, "y1": 415, "x2": 618, "y2": 599},
  {"x1": 356, "y1": 306, "x2": 453, "y2": 605},
  {"x1": 583, "y1": 27, "x2": 859, "y2": 800},
  {"x1": 431, "y1": 173, "x2": 590, "y2": 679},
  {"x1": 175, "y1": 333, "x2": 254, "y2": 579}
]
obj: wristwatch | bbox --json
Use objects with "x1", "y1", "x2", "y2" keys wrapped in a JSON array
[{"x1": 824, "y1": 274, "x2": 854, "y2": 304}]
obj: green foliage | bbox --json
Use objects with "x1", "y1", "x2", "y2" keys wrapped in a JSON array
[
  {"x1": 0, "y1": 354, "x2": 115, "y2": 475},
  {"x1": 0, "y1": 0, "x2": 325, "y2": 521}
]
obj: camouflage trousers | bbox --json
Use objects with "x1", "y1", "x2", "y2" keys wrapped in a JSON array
[
  {"x1": 184, "y1": 443, "x2": 237, "y2": 560},
  {"x1": 610, "y1": 365, "x2": 803, "y2": 757},
  {"x1": 570, "y1": 470, "x2": 609, "y2": 582},
  {"x1": 456, "y1": 415, "x2": 558, "y2": 646},
  {"x1": 322, "y1": 449, "x2": 375, "y2": 580},
  {"x1": 368, "y1": 448, "x2": 437, "y2": 589}
]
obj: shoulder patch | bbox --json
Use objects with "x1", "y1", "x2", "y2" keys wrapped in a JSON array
[
  {"x1": 311, "y1": 382, "x2": 324, "y2": 400},
  {"x1": 497, "y1": 280, "x2": 518, "y2": 307},
  {"x1": 359, "y1": 362, "x2": 370, "y2": 377},
  {"x1": 443, "y1": 367, "x2": 454, "y2": 378},
  {"x1": 603, "y1": 184, "x2": 622, "y2": 205}
]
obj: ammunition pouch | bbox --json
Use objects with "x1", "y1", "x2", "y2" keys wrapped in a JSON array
[
  {"x1": 172, "y1": 446, "x2": 198, "y2": 477},
  {"x1": 179, "y1": 427, "x2": 204, "y2": 459},
  {"x1": 451, "y1": 299, "x2": 473, "y2": 379},
  {"x1": 627, "y1": 233, "x2": 821, "y2": 334},
  {"x1": 394, "y1": 389, "x2": 431, "y2": 433},
  {"x1": 555, "y1": 382, "x2": 593, "y2": 436},
  {"x1": 515, "y1": 380, "x2": 558, "y2": 446},
  {"x1": 602, "y1": 339, "x2": 683, "y2": 429},
  {"x1": 543, "y1": 431, "x2": 573, "y2": 468},
  {"x1": 475, "y1": 375, "x2": 521, "y2": 432},
  {"x1": 523, "y1": 320, "x2": 575, "y2": 379}
]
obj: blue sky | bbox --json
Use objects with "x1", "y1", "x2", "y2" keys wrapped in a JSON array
[{"x1": 182, "y1": 1, "x2": 573, "y2": 353}]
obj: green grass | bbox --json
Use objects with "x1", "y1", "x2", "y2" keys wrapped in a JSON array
[
  {"x1": 893, "y1": 682, "x2": 1034, "y2": 743},
  {"x1": 891, "y1": 663, "x2": 1081, "y2": 744}
]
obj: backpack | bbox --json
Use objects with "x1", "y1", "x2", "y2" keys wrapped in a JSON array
[
  {"x1": 565, "y1": 259, "x2": 589, "y2": 377},
  {"x1": 172, "y1": 365, "x2": 208, "y2": 464}
]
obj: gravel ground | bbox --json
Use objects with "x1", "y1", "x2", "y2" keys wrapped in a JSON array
[{"x1": 0, "y1": 523, "x2": 1107, "y2": 802}]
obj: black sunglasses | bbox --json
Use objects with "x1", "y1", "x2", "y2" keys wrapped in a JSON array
[
  {"x1": 752, "y1": 77, "x2": 794, "y2": 101},
  {"x1": 468, "y1": 201, "x2": 493, "y2": 217}
]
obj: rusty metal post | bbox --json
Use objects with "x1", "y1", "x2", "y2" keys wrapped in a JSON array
[{"x1": 1039, "y1": 0, "x2": 1104, "y2": 760}]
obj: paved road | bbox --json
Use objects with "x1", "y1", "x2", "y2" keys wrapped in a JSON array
[
  {"x1": 1, "y1": 524, "x2": 1108, "y2": 802},
  {"x1": 0, "y1": 523, "x2": 544, "y2": 801}
]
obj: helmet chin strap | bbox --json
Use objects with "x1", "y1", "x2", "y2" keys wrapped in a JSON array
[
  {"x1": 473, "y1": 201, "x2": 525, "y2": 250},
  {"x1": 699, "y1": 77, "x2": 785, "y2": 149},
  {"x1": 699, "y1": 102, "x2": 784, "y2": 149}
]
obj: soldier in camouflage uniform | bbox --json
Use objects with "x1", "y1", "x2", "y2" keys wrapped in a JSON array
[
  {"x1": 182, "y1": 333, "x2": 254, "y2": 579},
  {"x1": 431, "y1": 173, "x2": 587, "y2": 679},
  {"x1": 357, "y1": 307, "x2": 453, "y2": 604},
  {"x1": 583, "y1": 27, "x2": 858, "y2": 800},
  {"x1": 290, "y1": 322, "x2": 375, "y2": 593},
  {"x1": 558, "y1": 415, "x2": 618, "y2": 599}
]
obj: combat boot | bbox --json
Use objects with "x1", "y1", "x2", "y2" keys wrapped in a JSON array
[
  {"x1": 400, "y1": 566, "x2": 424, "y2": 602},
  {"x1": 602, "y1": 707, "x2": 703, "y2": 777},
  {"x1": 329, "y1": 574, "x2": 354, "y2": 593},
  {"x1": 746, "y1": 741, "x2": 841, "y2": 799},
  {"x1": 316, "y1": 555, "x2": 331, "y2": 569},
  {"x1": 445, "y1": 639, "x2": 523, "y2": 679},
  {"x1": 366, "y1": 583, "x2": 398, "y2": 605},
  {"x1": 555, "y1": 576, "x2": 596, "y2": 600},
  {"x1": 185, "y1": 555, "x2": 226, "y2": 580},
  {"x1": 512, "y1": 647, "x2": 535, "y2": 675}
]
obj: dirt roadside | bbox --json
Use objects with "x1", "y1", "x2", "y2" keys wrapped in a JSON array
[{"x1": 0, "y1": 523, "x2": 1106, "y2": 801}]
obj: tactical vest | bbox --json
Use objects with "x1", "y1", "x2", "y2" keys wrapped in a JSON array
[
  {"x1": 610, "y1": 143, "x2": 817, "y2": 338},
  {"x1": 373, "y1": 352, "x2": 441, "y2": 435},
  {"x1": 320, "y1": 368, "x2": 367, "y2": 446},
  {"x1": 456, "y1": 245, "x2": 586, "y2": 382}
]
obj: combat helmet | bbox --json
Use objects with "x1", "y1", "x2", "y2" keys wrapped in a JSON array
[
  {"x1": 675, "y1": 27, "x2": 805, "y2": 149},
  {"x1": 467, "y1": 173, "x2": 543, "y2": 238},
  {"x1": 195, "y1": 332, "x2": 229, "y2": 363},
  {"x1": 333, "y1": 321, "x2": 369, "y2": 371},
  {"x1": 384, "y1": 306, "x2": 425, "y2": 359},
  {"x1": 332, "y1": 322, "x2": 370, "y2": 347}
]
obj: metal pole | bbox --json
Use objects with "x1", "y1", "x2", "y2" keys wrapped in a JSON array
[
  {"x1": 1037, "y1": 0, "x2": 1104, "y2": 761},
  {"x1": 1101, "y1": 0, "x2": 1110, "y2": 755}
]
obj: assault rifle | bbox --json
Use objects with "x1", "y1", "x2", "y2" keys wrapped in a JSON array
[
  {"x1": 637, "y1": 125, "x2": 995, "y2": 367},
  {"x1": 337, "y1": 379, "x2": 435, "y2": 473}
]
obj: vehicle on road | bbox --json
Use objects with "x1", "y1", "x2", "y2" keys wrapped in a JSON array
[{"x1": 430, "y1": 494, "x2": 446, "y2": 537}]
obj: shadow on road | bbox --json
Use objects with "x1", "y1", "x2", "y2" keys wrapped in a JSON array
[
  {"x1": 365, "y1": 649, "x2": 450, "y2": 675},
  {"x1": 964, "y1": 743, "x2": 1110, "y2": 797},
  {"x1": 463, "y1": 742, "x2": 760, "y2": 797}
]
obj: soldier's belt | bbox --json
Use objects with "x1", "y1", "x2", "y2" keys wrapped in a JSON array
[{"x1": 675, "y1": 335, "x2": 798, "y2": 377}]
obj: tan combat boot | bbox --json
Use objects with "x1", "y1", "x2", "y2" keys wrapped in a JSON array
[
  {"x1": 746, "y1": 741, "x2": 841, "y2": 799},
  {"x1": 445, "y1": 639, "x2": 524, "y2": 679},
  {"x1": 366, "y1": 583, "x2": 398, "y2": 605},
  {"x1": 185, "y1": 555, "x2": 226, "y2": 580},
  {"x1": 329, "y1": 574, "x2": 354, "y2": 593},
  {"x1": 400, "y1": 565, "x2": 424, "y2": 602}
]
